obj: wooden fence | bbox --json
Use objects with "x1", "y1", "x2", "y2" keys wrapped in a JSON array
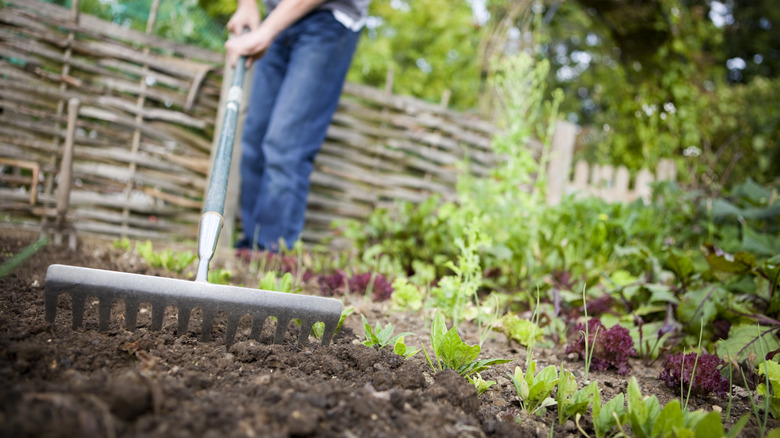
[
  {"x1": 0, "y1": 0, "x2": 675, "y2": 249},
  {"x1": 0, "y1": 0, "x2": 499, "y2": 246}
]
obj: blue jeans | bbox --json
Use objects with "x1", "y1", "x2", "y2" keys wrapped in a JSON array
[{"x1": 237, "y1": 11, "x2": 361, "y2": 251}]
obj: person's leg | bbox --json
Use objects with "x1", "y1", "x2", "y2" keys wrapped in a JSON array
[
  {"x1": 236, "y1": 40, "x2": 289, "y2": 249},
  {"x1": 251, "y1": 11, "x2": 361, "y2": 250}
]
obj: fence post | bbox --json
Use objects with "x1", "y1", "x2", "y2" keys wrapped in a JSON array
[{"x1": 546, "y1": 120, "x2": 577, "y2": 205}]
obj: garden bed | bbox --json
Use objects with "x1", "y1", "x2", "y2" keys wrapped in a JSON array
[{"x1": 0, "y1": 229, "x2": 774, "y2": 437}]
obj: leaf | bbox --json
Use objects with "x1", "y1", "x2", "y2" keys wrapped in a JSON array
[
  {"x1": 705, "y1": 247, "x2": 757, "y2": 274},
  {"x1": 667, "y1": 250, "x2": 695, "y2": 284},
  {"x1": 676, "y1": 285, "x2": 727, "y2": 331},
  {"x1": 594, "y1": 393, "x2": 625, "y2": 438},
  {"x1": 717, "y1": 324, "x2": 780, "y2": 362},
  {"x1": 725, "y1": 414, "x2": 750, "y2": 438},
  {"x1": 431, "y1": 311, "x2": 448, "y2": 356},
  {"x1": 652, "y1": 399, "x2": 683, "y2": 437}
]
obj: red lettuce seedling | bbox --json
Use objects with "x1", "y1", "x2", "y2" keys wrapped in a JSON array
[
  {"x1": 566, "y1": 318, "x2": 637, "y2": 375},
  {"x1": 658, "y1": 352, "x2": 731, "y2": 397},
  {"x1": 349, "y1": 273, "x2": 394, "y2": 301},
  {"x1": 318, "y1": 270, "x2": 347, "y2": 296}
]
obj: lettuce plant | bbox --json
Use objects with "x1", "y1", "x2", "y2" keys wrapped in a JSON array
[
  {"x1": 626, "y1": 377, "x2": 747, "y2": 438},
  {"x1": 349, "y1": 272, "x2": 394, "y2": 301},
  {"x1": 508, "y1": 356, "x2": 559, "y2": 415},
  {"x1": 361, "y1": 315, "x2": 413, "y2": 350},
  {"x1": 423, "y1": 311, "x2": 511, "y2": 377},
  {"x1": 556, "y1": 369, "x2": 598, "y2": 425},
  {"x1": 566, "y1": 318, "x2": 636, "y2": 375},
  {"x1": 658, "y1": 352, "x2": 731, "y2": 397}
]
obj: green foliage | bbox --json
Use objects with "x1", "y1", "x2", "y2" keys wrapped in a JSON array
[
  {"x1": 112, "y1": 237, "x2": 131, "y2": 251},
  {"x1": 258, "y1": 271, "x2": 297, "y2": 293},
  {"x1": 390, "y1": 277, "x2": 424, "y2": 312},
  {"x1": 556, "y1": 369, "x2": 598, "y2": 425},
  {"x1": 311, "y1": 307, "x2": 353, "y2": 340},
  {"x1": 208, "y1": 268, "x2": 233, "y2": 285},
  {"x1": 591, "y1": 391, "x2": 626, "y2": 438},
  {"x1": 495, "y1": 314, "x2": 542, "y2": 348},
  {"x1": 361, "y1": 314, "x2": 413, "y2": 349},
  {"x1": 136, "y1": 240, "x2": 196, "y2": 274},
  {"x1": 424, "y1": 311, "x2": 510, "y2": 377},
  {"x1": 757, "y1": 359, "x2": 780, "y2": 419},
  {"x1": 348, "y1": 0, "x2": 482, "y2": 109},
  {"x1": 466, "y1": 373, "x2": 496, "y2": 396},
  {"x1": 624, "y1": 376, "x2": 748, "y2": 438},
  {"x1": 508, "y1": 356, "x2": 559, "y2": 415}
]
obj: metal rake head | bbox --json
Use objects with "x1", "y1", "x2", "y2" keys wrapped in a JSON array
[{"x1": 44, "y1": 264, "x2": 343, "y2": 347}]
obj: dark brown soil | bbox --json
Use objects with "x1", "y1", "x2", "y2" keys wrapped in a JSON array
[{"x1": 0, "y1": 229, "x2": 774, "y2": 437}]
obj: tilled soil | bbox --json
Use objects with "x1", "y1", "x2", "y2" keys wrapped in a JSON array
[{"x1": 0, "y1": 229, "x2": 774, "y2": 437}]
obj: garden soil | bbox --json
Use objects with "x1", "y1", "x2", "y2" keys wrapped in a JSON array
[{"x1": 0, "y1": 228, "x2": 775, "y2": 437}]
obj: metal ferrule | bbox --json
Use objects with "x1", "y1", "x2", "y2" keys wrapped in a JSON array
[{"x1": 195, "y1": 212, "x2": 223, "y2": 282}]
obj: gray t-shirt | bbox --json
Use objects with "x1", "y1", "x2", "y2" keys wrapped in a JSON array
[{"x1": 263, "y1": 0, "x2": 371, "y2": 29}]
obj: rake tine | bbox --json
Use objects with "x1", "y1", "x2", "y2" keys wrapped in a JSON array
[
  {"x1": 98, "y1": 298, "x2": 112, "y2": 331},
  {"x1": 225, "y1": 314, "x2": 241, "y2": 347},
  {"x1": 200, "y1": 309, "x2": 216, "y2": 342},
  {"x1": 274, "y1": 318, "x2": 289, "y2": 344},
  {"x1": 124, "y1": 298, "x2": 139, "y2": 331},
  {"x1": 150, "y1": 302, "x2": 165, "y2": 332},
  {"x1": 71, "y1": 293, "x2": 86, "y2": 330},
  {"x1": 250, "y1": 313, "x2": 268, "y2": 340},
  {"x1": 177, "y1": 306, "x2": 191, "y2": 336}
]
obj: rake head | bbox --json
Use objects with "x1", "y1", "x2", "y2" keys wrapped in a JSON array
[{"x1": 44, "y1": 264, "x2": 343, "y2": 347}]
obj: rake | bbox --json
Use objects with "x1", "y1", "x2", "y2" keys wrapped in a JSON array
[{"x1": 44, "y1": 56, "x2": 343, "y2": 347}]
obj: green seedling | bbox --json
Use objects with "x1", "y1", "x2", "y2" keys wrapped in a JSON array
[
  {"x1": 423, "y1": 310, "x2": 511, "y2": 377},
  {"x1": 258, "y1": 271, "x2": 298, "y2": 293},
  {"x1": 390, "y1": 277, "x2": 424, "y2": 312},
  {"x1": 393, "y1": 335, "x2": 420, "y2": 359},
  {"x1": 208, "y1": 268, "x2": 233, "y2": 285},
  {"x1": 591, "y1": 391, "x2": 626, "y2": 438},
  {"x1": 757, "y1": 360, "x2": 780, "y2": 419},
  {"x1": 136, "y1": 240, "x2": 196, "y2": 274},
  {"x1": 467, "y1": 373, "x2": 496, "y2": 395},
  {"x1": 556, "y1": 368, "x2": 598, "y2": 425},
  {"x1": 112, "y1": 237, "x2": 131, "y2": 251},
  {"x1": 508, "y1": 355, "x2": 559, "y2": 415},
  {"x1": 496, "y1": 313, "x2": 542, "y2": 348},
  {"x1": 361, "y1": 314, "x2": 413, "y2": 349},
  {"x1": 312, "y1": 307, "x2": 353, "y2": 339},
  {"x1": 626, "y1": 376, "x2": 748, "y2": 438}
]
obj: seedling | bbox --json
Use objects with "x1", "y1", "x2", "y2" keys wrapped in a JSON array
[
  {"x1": 555, "y1": 368, "x2": 598, "y2": 425},
  {"x1": 467, "y1": 373, "x2": 496, "y2": 395},
  {"x1": 311, "y1": 307, "x2": 353, "y2": 340},
  {"x1": 423, "y1": 310, "x2": 511, "y2": 377},
  {"x1": 258, "y1": 271, "x2": 298, "y2": 293},
  {"x1": 625, "y1": 376, "x2": 748, "y2": 438},
  {"x1": 361, "y1": 314, "x2": 413, "y2": 349},
  {"x1": 508, "y1": 354, "x2": 559, "y2": 415},
  {"x1": 591, "y1": 391, "x2": 626, "y2": 438},
  {"x1": 136, "y1": 240, "x2": 196, "y2": 274}
]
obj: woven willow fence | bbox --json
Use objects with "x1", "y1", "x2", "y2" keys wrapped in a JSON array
[{"x1": 0, "y1": 0, "x2": 499, "y2": 246}]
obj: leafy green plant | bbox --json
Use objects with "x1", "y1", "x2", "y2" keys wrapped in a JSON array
[
  {"x1": 591, "y1": 391, "x2": 626, "y2": 438},
  {"x1": 625, "y1": 376, "x2": 748, "y2": 438},
  {"x1": 466, "y1": 373, "x2": 496, "y2": 395},
  {"x1": 208, "y1": 268, "x2": 233, "y2": 285},
  {"x1": 361, "y1": 314, "x2": 414, "y2": 351},
  {"x1": 392, "y1": 336, "x2": 420, "y2": 359},
  {"x1": 112, "y1": 237, "x2": 131, "y2": 251},
  {"x1": 555, "y1": 368, "x2": 598, "y2": 425},
  {"x1": 508, "y1": 355, "x2": 559, "y2": 415},
  {"x1": 423, "y1": 310, "x2": 511, "y2": 377},
  {"x1": 495, "y1": 313, "x2": 542, "y2": 348},
  {"x1": 390, "y1": 277, "x2": 424, "y2": 312},
  {"x1": 757, "y1": 360, "x2": 780, "y2": 419},
  {"x1": 258, "y1": 271, "x2": 298, "y2": 293},
  {"x1": 311, "y1": 307, "x2": 353, "y2": 340},
  {"x1": 136, "y1": 240, "x2": 196, "y2": 274}
]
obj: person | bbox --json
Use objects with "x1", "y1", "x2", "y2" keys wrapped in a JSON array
[{"x1": 225, "y1": 0, "x2": 369, "y2": 252}]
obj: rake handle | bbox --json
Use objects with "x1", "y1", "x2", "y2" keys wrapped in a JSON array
[{"x1": 196, "y1": 56, "x2": 247, "y2": 282}]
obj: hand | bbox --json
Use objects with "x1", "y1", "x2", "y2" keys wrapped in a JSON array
[
  {"x1": 225, "y1": 28, "x2": 274, "y2": 68},
  {"x1": 226, "y1": 0, "x2": 260, "y2": 35}
]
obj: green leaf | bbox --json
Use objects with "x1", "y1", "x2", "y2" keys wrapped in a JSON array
[
  {"x1": 594, "y1": 393, "x2": 625, "y2": 438},
  {"x1": 694, "y1": 411, "x2": 725, "y2": 438},
  {"x1": 717, "y1": 324, "x2": 780, "y2": 362},
  {"x1": 652, "y1": 399, "x2": 683, "y2": 436},
  {"x1": 705, "y1": 248, "x2": 757, "y2": 274}
]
